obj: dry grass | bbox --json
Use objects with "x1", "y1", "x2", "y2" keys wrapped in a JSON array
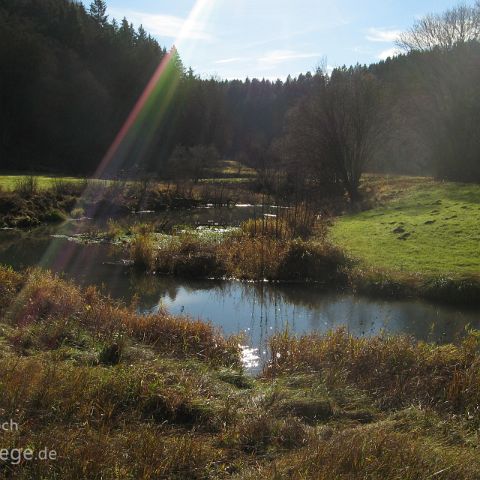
[
  {"x1": 136, "y1": 231, "x2": 347, "y2": 282},
  {"x1": 0, "y1": 188, "x2": 70, "y2": 227},
  {"x1": 218, "y1": 236, "x2": 346, "y2": 281},
  {"x1": 1, "y1": 266, "x2": 480, "y2": 479},
  {"x1": 237, "y1": 420, "x2": 480, "y2": 479},
  {"x1": 267, "y1": 328, "x2": 480, "y2": 416},
  {"x1": 131, "y1": 232, "x2": 157, "y2": 271},
  {"x1": 13, "y1": 175, "x2": 39, "y2": 196},
  {"x1": 1, "y1": 266, "x2": 239, "y2": 366},
  {"x1": 240, "y1": 203, "x2": 320, "y2": 240}
]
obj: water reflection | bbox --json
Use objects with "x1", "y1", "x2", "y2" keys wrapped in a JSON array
[
  {"x1": 1, "y1": 225, "x2": 479, "y2": 372},
  {"x1": 151, "y1": 279, "x2": 479, "y2": 367}
]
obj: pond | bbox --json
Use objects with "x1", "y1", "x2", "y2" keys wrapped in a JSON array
[{"x1": 1, "y1": 213, "x2": 479, "y2": 371}]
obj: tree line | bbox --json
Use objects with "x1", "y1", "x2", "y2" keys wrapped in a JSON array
[{"x1": 1, "y1": 0, "x2": 480, "y2": 201}]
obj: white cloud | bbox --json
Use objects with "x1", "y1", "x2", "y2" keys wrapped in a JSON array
[
  {"x1": 377, "y1": 48, "x2": 400, "y2": 60},
  {"x1": 258, "y1": 50, "x2": 320, "y2": 66},
  {"x1": 213, "y1": 57, "x2": 249, "y2": 65},
  {"x1": 366, "y1": 27, "x2": 402, "y2": 43},
  {"x1": 109, "y1": 8, "x2": 213, "y2": 40}
]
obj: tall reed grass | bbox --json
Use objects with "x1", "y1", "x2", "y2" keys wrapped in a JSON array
[
  {"x1": 267, "y1": 328, "x2": 480, "y2": 417},
  {"x1": 1, "y1": 266, "x2": 239, "y2": 366},
  {"x1": 131, "y1": 228, "x2": 347, "y2": 282}
]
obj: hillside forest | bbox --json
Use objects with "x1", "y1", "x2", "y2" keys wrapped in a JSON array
[{"x1": 1, "y1": 0, "x2": 480, "y2": 201}]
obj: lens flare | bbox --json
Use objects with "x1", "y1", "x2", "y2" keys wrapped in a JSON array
[{"x1": 9, "y1": 0, "x2": 218, "y2": 314}]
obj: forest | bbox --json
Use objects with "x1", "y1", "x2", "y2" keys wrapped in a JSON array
[{"x1": 1, "y1": 0, "x2": 480, "y2": 202}]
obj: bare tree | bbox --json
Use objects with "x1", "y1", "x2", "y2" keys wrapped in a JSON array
[
  {"x1": 397, "y1": 3, "x2": 480, "y2": 52},
  {"x1": 283, "y1": 67, "x2": 381, "y2": 202},
  {"x1": 322, "y1": 67, "x2": 381, "y2": 201}
]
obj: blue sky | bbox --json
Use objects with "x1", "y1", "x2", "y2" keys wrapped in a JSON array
[{"x1": 87, "y1": 0, "x2": 464, "y2": 80}]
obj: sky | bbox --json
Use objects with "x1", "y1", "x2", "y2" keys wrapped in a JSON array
[{"x1": 85, "y1": 0, "x2": 464, "y2": 80}]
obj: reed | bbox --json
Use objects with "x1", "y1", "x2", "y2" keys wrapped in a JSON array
[{"x1": 267, "y1": 328, "x2": 480, "y2": 416}]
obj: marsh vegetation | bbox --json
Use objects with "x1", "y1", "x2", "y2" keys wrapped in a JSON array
[{"x1": 0, "y1": 266, "x2": 480, "y2": 479}]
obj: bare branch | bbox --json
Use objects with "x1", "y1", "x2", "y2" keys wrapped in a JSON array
[{"x1": 396, "y1": 3, "x2": 480, "y2": 52}]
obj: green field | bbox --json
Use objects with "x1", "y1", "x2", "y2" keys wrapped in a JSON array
[
  {"x1": 0, "y1": 166, "x2": 256, "y2": 190},
  {"x1": 0, "y1": 174, "x2": 83, "y2": 190},
  {"x1": 331, "y1": 178, "x2": 480, "y2": 276}
]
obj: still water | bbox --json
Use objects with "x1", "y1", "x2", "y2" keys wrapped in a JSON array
[{"x1": 0, "y1": 215, "x2": 479, "y2": 369}]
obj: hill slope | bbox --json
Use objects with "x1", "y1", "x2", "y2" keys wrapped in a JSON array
[{"x1": 331, "y1": 177, "x2": 480, "y2": 276}]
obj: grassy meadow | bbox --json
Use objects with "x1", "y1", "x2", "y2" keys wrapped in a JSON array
[
  {"x1": 332, "y1": 177, "x2": 480, "y2": 277},
  {"x1": 0, "y1": 175, "x2": 84, "y2": 191},
  {"x1": 0, "y1": 160, "x2": 255, "y2": 191}
]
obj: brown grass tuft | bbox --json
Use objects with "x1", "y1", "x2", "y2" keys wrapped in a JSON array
[{"x1": 267, "y1": 328, "x2": 480, "y2": 416}]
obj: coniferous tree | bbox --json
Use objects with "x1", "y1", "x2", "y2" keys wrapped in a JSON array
[{"x1": 89, "y1": 0, "x2": 108, "y2": 27}]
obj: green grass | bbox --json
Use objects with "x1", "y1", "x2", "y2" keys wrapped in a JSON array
[
  {"x1": 0, "y1": 165, "x2": 257, "y2": 191},
  {"x1": 331, "y1": 179, "x2": 480, "y2": 276},
  {"x1": 0, "y1": 175, "x2": 84, "y2": 191},
  {"x1": 207, "y1": 159, "x2": 257, "y2": 178}
]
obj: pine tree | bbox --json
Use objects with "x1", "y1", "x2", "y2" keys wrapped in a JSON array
[
  {"x1": 137, "y1": 25, "x2": 147, "y2": 43},
  {"x1": 89, "y1": 0, "x2": 108, "y2": 27}
]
